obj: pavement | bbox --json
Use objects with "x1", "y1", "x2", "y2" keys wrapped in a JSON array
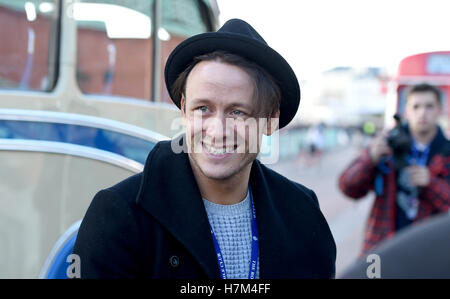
[{"x1": 267, "y1": 144, "x2": 375, "y2": 277}]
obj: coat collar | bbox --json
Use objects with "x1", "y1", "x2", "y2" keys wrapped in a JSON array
[
  {"x1": 405, "y1": 124, "x2": 449, "y2": 162},
  {"x1": 135, "y1": 134, "x2": 332, "y2": 278}
]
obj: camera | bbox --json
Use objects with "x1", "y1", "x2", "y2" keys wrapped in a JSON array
[{"x1": 386, "y1": 114, "x2": 411, "y2": 170}]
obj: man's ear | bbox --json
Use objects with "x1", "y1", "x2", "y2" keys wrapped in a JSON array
[
  {"x1": 264, "y1": 109, "x2": 280, "y2": 136},
  {"x1": 180, "y1": 95, "x2": 188, "y2": 128},
  {"x1": 180, "y1": 95, "x2": 186, "y2": 117}
]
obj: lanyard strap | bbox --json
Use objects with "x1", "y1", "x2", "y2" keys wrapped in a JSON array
[
  {"x1": 209, "y1": 187, "x2": 259, "y2": 279},
  {"x1": 409, "y1": 142, "x2": 430, "y2": 166}
]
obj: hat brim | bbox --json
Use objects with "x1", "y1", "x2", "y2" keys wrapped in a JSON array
[{"x1": 164, "y1": 32, "x2": 300, "y2": 129}]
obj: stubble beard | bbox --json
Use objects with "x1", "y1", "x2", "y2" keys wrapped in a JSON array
[{"x1": 188, "y1": 150, "x2": 257, "y2": 182}]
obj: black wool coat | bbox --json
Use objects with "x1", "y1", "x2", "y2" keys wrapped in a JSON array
[{"x1": 73, "y1": 136, "x2": 336, "y2": 278}]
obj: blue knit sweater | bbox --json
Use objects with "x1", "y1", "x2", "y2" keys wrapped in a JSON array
[{"x1": 202, "y1": 190, "x2": 260, "y2": 279}]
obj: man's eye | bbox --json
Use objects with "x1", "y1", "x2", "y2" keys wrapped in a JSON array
[
  {"x1": 196, "y1": 106, "x2": 208, "y2": 113},
  {"x1": 231, "y1": 110, "x2": 245, "y2": 116}
]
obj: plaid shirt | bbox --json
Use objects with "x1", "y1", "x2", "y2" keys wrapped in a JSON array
[{"x1": 339, "y1": 130, "x2": 450, "y2": 255}]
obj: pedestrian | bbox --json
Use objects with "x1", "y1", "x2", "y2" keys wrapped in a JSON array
[
  {"x1": 338, "y1": 83, "x2": 450, "y2": 255},
  {"x1": 306, "y1": 123, "x2": 326, "y2": 165},
  {"x1": 73, "y1": 19, "x2": 336, "y2": 278}
]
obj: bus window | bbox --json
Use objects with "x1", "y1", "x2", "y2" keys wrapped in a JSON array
[
  {"x1": 426, "y1": 53, "x2": 450, "y2": 75},
  {"x1": 159, "y1": 0, "x2": 209, "y2": 103},
  {"x1": 75, "y1": 0, "x2": 214, "y2": 102},
  {"x1": 0, "y1": 0, "x2": 59, "y2": 91},
  {"x1": 75, "y1": 0, "x2": 153, "y2": 100}
]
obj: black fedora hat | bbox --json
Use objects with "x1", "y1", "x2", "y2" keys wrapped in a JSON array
[{"x1": 164, "y1": 18, "x2": 300, "y2": 129}]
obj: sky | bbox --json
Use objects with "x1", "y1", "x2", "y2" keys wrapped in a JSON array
[{"x1": 216, "y1": 0, "x2": 450, "y2": 82}]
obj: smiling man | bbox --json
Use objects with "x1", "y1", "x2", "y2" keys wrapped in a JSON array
[{"x1": 73, "y1": 19, "x2": 336, "y2": 279}]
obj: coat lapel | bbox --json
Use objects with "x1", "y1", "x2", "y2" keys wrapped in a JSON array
[{"x1": 136, "y1": 136, "x2": 220, "y2": 278}]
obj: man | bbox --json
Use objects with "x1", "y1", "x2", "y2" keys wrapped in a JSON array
[
  {"x1": 339, "y1": 83, "x2": 450, "y2": 255},
  {"x1": 73, "y1": 19, "x2": 336, "y2": 279}
]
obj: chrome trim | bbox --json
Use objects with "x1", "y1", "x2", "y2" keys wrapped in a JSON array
[
  {"x1": 81, "y1": 93, "x2": 179, "y2": 109},
  {"x1": 46, "y1": 0, "x2": 61, "y2": 91},
  {"x1": 0, "y1": 108, "x2": 169, "y2": 143},
  {"x1": 151, "y1": 0, "x2": 162, "y2": 102},
  {"x1": 0, "y1": 139, "x2": 144, "y2": 172},
  {"x1": 38, "y1": 219, "x2": 82, "y2": 279},
  {"x1": 200, "y1": 0, "x2": 220, "y2": 30}
]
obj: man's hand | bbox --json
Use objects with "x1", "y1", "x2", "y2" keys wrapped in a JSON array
[
  {"x1": 407, "y1": 165, "x2": 431, "y2": 187},
  {"x1": 368, "y1": 132, "x2": 392, "y2": 164}
]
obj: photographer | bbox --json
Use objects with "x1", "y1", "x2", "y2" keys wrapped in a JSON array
[{"x1": 338, "y1": 83, "x2": 450, "y2": 255}]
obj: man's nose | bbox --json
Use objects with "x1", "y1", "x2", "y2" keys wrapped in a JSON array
[
  {"x1": 204, "y1": 115, "x2": 232, "y2": 144},
  {"x1": 417, "y1": 107, "x2": 427, "y2": 117}
]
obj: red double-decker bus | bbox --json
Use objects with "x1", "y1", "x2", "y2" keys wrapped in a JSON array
[{"x1": 386, "y1": 51, "x2": 450, "y2": 136}]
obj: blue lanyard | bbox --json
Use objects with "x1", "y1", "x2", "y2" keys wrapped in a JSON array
[
  {"x1": 209, "y1": 187, "x2": 259, "y2": 279},
  {"x1": 375, "y1": 156, "x2": 392, "y2": 196},
  {"x1": 409, "y1": 142, "x2": 430, "y2": 166},
  {"x1": 375, "y1": 142, "x2": 430, "y2": 196}
]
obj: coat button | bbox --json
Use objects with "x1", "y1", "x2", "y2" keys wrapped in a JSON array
[{"x1": 169, "y1": 256, "x2": 180, "y2": 268}]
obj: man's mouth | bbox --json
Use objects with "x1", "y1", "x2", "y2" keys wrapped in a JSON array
[{"x1": 202, "y1": 142, "x2": 237, "y2": 155}]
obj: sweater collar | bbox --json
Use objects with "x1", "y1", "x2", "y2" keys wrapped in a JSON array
[{"x1": 202, "y1": 190, "x2": 250, "y2": 216}]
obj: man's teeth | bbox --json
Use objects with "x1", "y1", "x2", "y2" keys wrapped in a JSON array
[{"x1": 203, "y1": 143, "x2": 235, "y2": 155}]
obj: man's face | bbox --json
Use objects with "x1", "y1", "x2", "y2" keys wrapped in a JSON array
[
  {"x1": 405, "y1": 91, "x2": 442, "y2": 135},
  {"x1": 181, "y1": 60, "x2": 267, "y2": 181}
]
